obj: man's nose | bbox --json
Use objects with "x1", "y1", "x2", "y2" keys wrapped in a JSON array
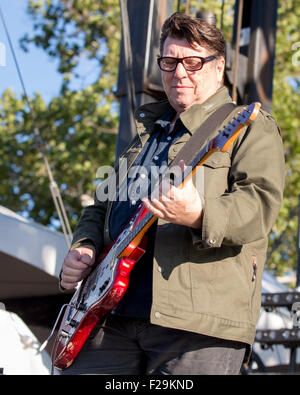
[{"x1": 174, "y1": 61, "x2": 188, "y2": 78}]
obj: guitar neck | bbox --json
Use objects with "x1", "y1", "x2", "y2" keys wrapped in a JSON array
[{"x1": 115, "y1": 209, "x2": 154, "y2": 257}]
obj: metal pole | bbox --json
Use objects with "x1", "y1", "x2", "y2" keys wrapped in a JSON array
[
  {"x1": 244, "y1": 0, "x2": 278, "y2": 113},
  {"x1": 185, "y1": 0, "x2": 190, "y2": 14},
  {"x1": 119, "y1": 0, "x2": 137, "y2": 122},
  {"x1": 232, "y1": 0, "x2": 243, "y2": 103},
  {"x1": 289, "y1": 347, "x2": 297, "y2": 373}
]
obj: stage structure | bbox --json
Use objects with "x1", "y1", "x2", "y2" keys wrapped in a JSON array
[
  {"x1": 115, "y1": 0, "x2": 174, "y2": 157},
  {"x1": 228, "y1": 0, "x2": 278, "y2": 112}
]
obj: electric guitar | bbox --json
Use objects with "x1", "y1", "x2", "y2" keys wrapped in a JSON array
[{"x1": 51, "y1": 101, "x2": 261, "y2": 370}]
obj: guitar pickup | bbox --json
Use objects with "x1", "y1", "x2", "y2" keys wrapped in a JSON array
[
  {"x1": 99, "y1": 279, "x2": 110, "y2": 295},
  {"x1": 68, "y1": 319, "x2": 79, "y2": 328},
  {"x1": 76, "y1": 303, "x2": 87, "y2": 312}
]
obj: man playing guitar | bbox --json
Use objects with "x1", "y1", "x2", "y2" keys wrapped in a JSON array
[{"x1": 58, "y1": 12, "x2": 285, "y2": 375}]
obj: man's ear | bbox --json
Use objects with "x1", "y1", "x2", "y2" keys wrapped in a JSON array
[{"x1": 216, "y1": 57, "x2": 225, "y2": 84}]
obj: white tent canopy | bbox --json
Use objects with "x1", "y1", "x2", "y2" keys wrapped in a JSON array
[
  {"x1": 0, "y1": 205, "x2": 70, "y2": 374},
  {"x1": 0, "y1": 205, "x2": 68, "y2": 298},
  {"x1": 0, "y1": 309, "x2": 51, "y2": 375}
]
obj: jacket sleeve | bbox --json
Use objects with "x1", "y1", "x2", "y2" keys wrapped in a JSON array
[
  {"x1": 70, "y1": 171, "x2": 115, "y2": 256},
  {"x1": 70, "y1": 197, "x2": 107, "y2": 257},
  {"x1": 69, "y1": 134, "x2": 142, "y2": 256},
  {"x1": 193, "y1": 110, "x2": 285, "y2": 249}
]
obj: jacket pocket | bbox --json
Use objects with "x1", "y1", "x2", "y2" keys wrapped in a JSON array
[
  {"x1": 203, "y1": 151, "x2": 231, "y2": 197},
  {"x1": 154, "y1": 221, "x2": 191, "y2": 310},
  {"x1": 189, "y1": 247, "x2": 218, "y2": 314},
  {"x1": 191, "y1": 245, "x2": 251, "y2": 322},
  {"x1": 249, "y1": 254, "x2": 262, "y2": 323},
  {"x1": 203, "y1": 151, "x2": 231, "y2": 169},
  {"x1": 241, "y1": 246, "x2": 263, "y2": 324}
]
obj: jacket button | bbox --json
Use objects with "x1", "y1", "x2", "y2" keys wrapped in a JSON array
[
  {"x1": 209, "y1": 239, "x2": 216, "y2": 245},
  {"x1": 155, "y1": 312, "x2": 161, "y2": 319},
  {"x1": 140, "y1": 112, "x2": 145, "y2": 118},
  {"x1": 157, "y1": 266, "x2": 162, "y2": 273}
]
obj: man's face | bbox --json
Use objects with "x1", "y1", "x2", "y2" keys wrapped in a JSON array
[{"x1": 161, "y1": 36, "x2": 225, "y2": 114}]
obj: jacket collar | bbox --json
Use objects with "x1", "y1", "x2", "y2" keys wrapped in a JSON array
[{"x1": 134, "y1": 86, "x2": 233, "y2": 136}]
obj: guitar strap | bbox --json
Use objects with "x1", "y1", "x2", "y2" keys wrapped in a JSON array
[{"x1": 170, "y1": 102, "x2": 237, "y2": 168}]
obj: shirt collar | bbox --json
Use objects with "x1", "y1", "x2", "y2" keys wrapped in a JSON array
[
  {"x1": 154, "y1": 107, "x2": 175, "y2": 128},
  {"x1": 155, "y1": 107, "x2": 190, "y2": 136}
]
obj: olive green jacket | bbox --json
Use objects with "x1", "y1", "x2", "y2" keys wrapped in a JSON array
[{"x1": 71, "y1": 86, "x2": 285, "y2": 348}]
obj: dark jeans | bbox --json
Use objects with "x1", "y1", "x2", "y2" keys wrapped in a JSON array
[{"x1": 56, "y1": 314, "x2": 246, "y2": 375}]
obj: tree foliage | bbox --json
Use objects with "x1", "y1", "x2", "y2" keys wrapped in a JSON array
[
  {"x1": 1, "y1": 0, "x2": 300, "y2": 276},
  {"x1": 0, "y1": 0, "x2": 121, "y2": 229},
  {"x1": 269, "y1": 0, "x2": 300, "y2": 276}
]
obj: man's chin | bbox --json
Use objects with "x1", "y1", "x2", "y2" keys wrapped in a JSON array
[{"x1": 170, "y1": 100, "x2": 192, "y2": 114}]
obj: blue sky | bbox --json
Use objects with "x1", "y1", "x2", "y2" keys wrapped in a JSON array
[
  {"x1": 0, "y1": 0, "x2": 106, "y2": 103},
  {"x1": 0, "y1": 0, "x2": 62, "y2": 102}
]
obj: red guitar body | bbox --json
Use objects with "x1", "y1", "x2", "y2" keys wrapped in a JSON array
[
  {"x1": 52, "y1": 204, "x2": 153, "y2": 370},
  {"x1": 51, "y1": 102, "x2": 261, "y2": 370},
  {"x1": 52, "y1": 257, "x2": 138, "y2": 370}
]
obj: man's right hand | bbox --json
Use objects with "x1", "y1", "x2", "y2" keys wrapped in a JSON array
[{"x1": 60, "y1": 245, "x2": 96, "y2": 290}]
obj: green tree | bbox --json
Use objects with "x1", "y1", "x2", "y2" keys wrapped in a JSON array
[
  {"x1": 269, "y1": 0, "x2": 300, "y2": 276},
  {"x1": 0, "y1": 0, "x2": 121, "y2": 230}
]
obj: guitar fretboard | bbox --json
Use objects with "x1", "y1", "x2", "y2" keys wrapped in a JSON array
[{"x1": 115, "y1": 210, "x2": 154, "y2": 257}]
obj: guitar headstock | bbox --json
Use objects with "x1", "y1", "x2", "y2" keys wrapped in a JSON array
[{"x1": 211, "y1": 102, "x2": 261, "y2": 153}]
